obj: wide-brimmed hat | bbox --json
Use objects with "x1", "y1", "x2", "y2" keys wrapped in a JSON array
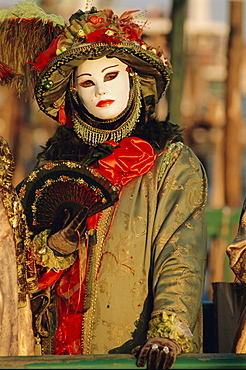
[{"x1": 32, "y1": 7, "x2": 172, "y2": 123}]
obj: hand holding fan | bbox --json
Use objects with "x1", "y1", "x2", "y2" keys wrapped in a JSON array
[{"x1": 18, "y1": 160, "x2": 119, "y2": 233}]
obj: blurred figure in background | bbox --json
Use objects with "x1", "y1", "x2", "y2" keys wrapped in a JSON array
[
  {"x1": 227, "y1": 199, "x2": 246, "y2": 353},
  {"x1": 0, "y1": 135, "x2": 38, "y2": 355}
]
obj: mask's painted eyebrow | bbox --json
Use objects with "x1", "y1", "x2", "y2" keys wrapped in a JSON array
[
  {"x1": 77, "y1": 64, "x2": 119, "y2": 78},
  {"x1": 101, "y1": 64, "x2": 119, "y2": 73},
  {"x1": 77, "y1": 72, "x2": 92, "y2": 78}
]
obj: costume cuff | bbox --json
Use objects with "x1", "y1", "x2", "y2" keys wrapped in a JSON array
[
  {"x1": 32, "y1": 229, "x2": 76, "y2": 272},
  {"x1": 147, "y1": 311, "x2": 193, "y2": 353}
]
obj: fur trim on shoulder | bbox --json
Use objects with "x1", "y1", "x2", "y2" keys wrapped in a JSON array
[
  {"x1": 37, "y1": 118, "x2": 184, "y2": 163},
  {"x1": 132, "y1": 117, "x2": 184, "y2": 150}
]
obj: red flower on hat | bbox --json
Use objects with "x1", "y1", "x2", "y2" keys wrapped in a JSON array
[
  {"x1": 88, "y1": 15, "x2": 106, "y2": 26},
  {"x1": 85, "y1": 9, "x2": 144, "y2": 45},
  {"x1": 120, "y1": 24, "x2": 143, "y2": 42},
  {"x1": 86, "y1": 27, "x2": 121, "y2": 44}
]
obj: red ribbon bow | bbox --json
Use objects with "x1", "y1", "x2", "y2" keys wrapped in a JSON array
[{"x1": 95, "y1": 137, "x2": 157, "y2": 186}]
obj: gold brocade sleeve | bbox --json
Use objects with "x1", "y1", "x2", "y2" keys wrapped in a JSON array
[
  {"x1": 226, "y1": 205, "x2": 246, "y2": 353},
  {"x1": 227, "y1": 211, "x2": 246, "y2": 283},
  {"x1": 0, "y1": 136, "x2": 39, "y2": 307},
  {"x1": 150, "y1": 143, "x2": 208, "y2": 352}
]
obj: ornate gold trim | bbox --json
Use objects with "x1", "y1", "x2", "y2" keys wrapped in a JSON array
[
  {"x1": 158, "y1": 142, "x2": 184, "y2": 182},
  {"x1": 81, "y1": 206, "x2": 113, "y2": 354},
  {"x1": 1, "y1": 187, "x2": 38, "y2": 306}
]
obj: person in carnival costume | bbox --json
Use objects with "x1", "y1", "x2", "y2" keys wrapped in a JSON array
[
  {"x1": 226, "y1": 199, "x2": 246, "y2": 354},
  {"x1": 0, "y1": 136, "x2": 38, "y2": 355},
  {"x1": 0, "y1": 1, "x2": 208, "y2": 368}
]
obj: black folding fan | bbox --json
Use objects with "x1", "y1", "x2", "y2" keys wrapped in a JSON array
[{"x1": 18, "y1": 160, "x2": 119, "y2": 233}]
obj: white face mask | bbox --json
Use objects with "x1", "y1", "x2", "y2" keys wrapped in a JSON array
[{"x1": 76, "y1": 56, "x2": 130, "y2": 120}]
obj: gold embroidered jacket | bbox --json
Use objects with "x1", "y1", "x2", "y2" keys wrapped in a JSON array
[
  {"x1": 30, "y1": 141, "x2": 208, "y2": 354},
  {"x1": 82, "y1": 142, "x2": 208, "y2": 354}
]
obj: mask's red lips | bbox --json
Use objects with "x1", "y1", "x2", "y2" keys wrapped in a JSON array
[{"x1": 96, "y1": 99, "x2": 115, "y2": 108}]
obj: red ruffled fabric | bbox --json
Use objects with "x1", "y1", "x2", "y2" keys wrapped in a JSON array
[
  {"x1": 94, "y1": 137, "x2": 157, "y2": 186},
  {"x1": 38, "y1": 269, "x2": 64, "y2": 290}
]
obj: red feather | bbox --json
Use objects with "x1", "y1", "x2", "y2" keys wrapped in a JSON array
[{"x1": 0, "y1": 62, "x2": 13, "y2": 83}]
